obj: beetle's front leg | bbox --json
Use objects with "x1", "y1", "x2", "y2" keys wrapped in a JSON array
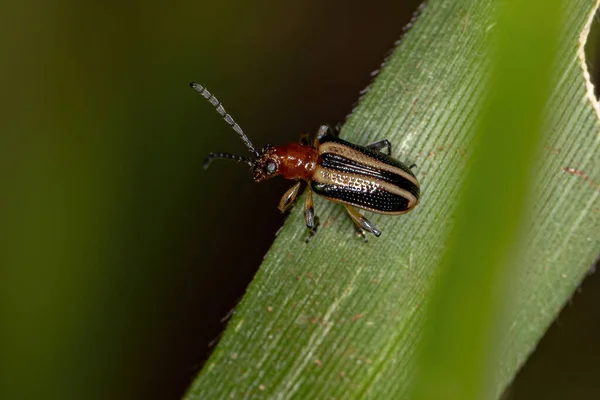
[
  {"x1": 366, "y1": 139, "x2": 392, "y2": 155},
  {"x1": 344, "y1": 205, "x2": 381, "y2": 238},
  {"x1": 278, "y1": 181, "x2": 302, "y2": 212},
  {"x1": 304, "y1": 190, "x2": 320, "y2": 242}
]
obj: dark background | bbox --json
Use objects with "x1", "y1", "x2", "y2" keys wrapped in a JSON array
[{"x1": 1, "y1": 1, "x2": 598, "y2": 399}]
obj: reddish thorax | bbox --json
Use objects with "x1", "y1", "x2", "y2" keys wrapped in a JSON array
[{"x1": 273, "y1": 143, "x2": 319, "y2": 181}]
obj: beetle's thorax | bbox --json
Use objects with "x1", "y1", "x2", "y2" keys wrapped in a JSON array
[
  {"x1": 253, "y1": 143, "x2": 318, "y2": 182},
  {"x1": 274, "y1": 143, "x2": 319, "y2": 180}
]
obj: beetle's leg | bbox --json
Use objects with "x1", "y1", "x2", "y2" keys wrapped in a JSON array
[
  {"x1": 314, "y1": 124, "x2": 333, "y2": 146},
  {"x1": 313, "y1": 124, "x2": 344, "y2": 146},
  {"x1": 344, "y1": 205, "x2": 381, "y2": 238},
  {"x1": 352, "y1": 223, "x2": 369, "y2": 242},
  {"x1": 278, "y1": 181, "x2": 302, "y2": 212},
  {"x1": 304, "y1": 189, "x2": 316, "y2": 228},
  {"x1": 304, "y1": 190, "x2": 320, "y2": 243},
  {"x1": 366, "y1": 139, "x2": 392, "y2": 155},
  {"x1": 305, "y1": 216, "x2": 320, "y2": 243},
  {"x1": 334, "y1": 122, "x2": 342, "y2": 135}
]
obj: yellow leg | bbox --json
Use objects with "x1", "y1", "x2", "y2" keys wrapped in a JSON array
[
  {"x1": 344, "y1": 205, "x2": 381, "y2": 238},
  {"x1": 278, "y1": 181, "x2": 302, "y2": 212},
  {"x1": 304, "y1": 189, "x2": 321, "y2": 243},
  {"x1": 304, "y1": 190, "x2": 315, "y2": 228}
]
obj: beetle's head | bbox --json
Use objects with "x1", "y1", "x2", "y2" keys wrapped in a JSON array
[
  {"x1": 190, "y1": 82, "x2": 288, "y2": 183},
  {"x1": 202, "y1": 143, "x2": 281, "y2": 183},
  {"x1": 252, "y1": 144, "x2": 280, "y2": 183}
]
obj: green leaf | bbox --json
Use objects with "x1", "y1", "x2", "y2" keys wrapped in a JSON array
[{"x1": 184, "y1": 0, "x2": 600, "y2": 399}]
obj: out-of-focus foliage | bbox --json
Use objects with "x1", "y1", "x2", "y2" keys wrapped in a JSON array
[{"x1": 0, "y1": 1, "x2": 424, "y2": 399}]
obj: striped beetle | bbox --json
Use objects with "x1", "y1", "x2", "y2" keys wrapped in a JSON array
[{"x1": 191, "y1": 82, "x2": 420, "y2": 241}]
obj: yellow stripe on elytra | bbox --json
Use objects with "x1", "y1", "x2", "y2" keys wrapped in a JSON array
[
  {"x1": 318, "y1": 142, "x2": 419, "y2": 187},
  {"x1": 313, "y1": 167, "x2": 418, "y2": 211}
]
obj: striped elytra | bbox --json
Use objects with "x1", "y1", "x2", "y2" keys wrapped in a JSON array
[
  {"x1": 311, "y1": 136, "x2": 419, "y2": 214},
  {"x1": 191, "y1": 81, "x2": 420, "y2": 240}
]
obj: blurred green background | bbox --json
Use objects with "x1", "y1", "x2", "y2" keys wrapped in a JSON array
[{"x1": 1, "y1": 1, "x2": 598, "y2": 399}]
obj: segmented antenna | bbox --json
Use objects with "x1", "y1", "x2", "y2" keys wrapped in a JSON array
[
  {"x1": 189, "y1": 82, "x2": 259, "y2": 157},
  {"x1": 202, "y1": 152, "x2": 254, "y2": 170}
]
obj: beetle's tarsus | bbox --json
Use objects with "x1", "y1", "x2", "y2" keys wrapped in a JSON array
[
  {"x1": 366, "y1": 139, "x2": 392, "y2": 156},
  {"x1": 333, "y1": 123, "x2": 342, "y2": 136},
  {"x1": 371, "y1": 225, "x2": 382, "y2": 237},
  {"x1": 362, "y1": 218, "x2": 381, "y2": 237},
  {"x1": 353, "y1": 224, "x2": 369, "y2": 242},
  {"x1": 304, "y1": 190, "x2": 319, "y2": 243},
  {"x1": 344, "y1": 205, "x2": 381, "y2": 239},
  {"x1": 304, "y1": 190, "x2": 316, "y2": 227},
  {"x1": 315, "y1": 125, "x2": 332, "y2": 143},
  {"x1": 305, "y1": 216, "x2": 320, "y2": 243}
]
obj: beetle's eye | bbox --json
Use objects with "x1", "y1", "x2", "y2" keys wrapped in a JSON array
[{"x1": 265, "y1": 161, "x2": 277, "y2": 174}]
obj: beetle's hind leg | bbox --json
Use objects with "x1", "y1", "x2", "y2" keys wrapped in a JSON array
[
  {"x1": 304, "y1": 189, "x2": 321, "y2": 243},
  {"x1": 352, "y1": 222, "x2": 369, "y2": 242},
  {"x1": 344, "y1": 205, "x2": 381, "y2": 240},
  {"x1": 366, "y1": 139, "x2": 392, "y2": 155}
]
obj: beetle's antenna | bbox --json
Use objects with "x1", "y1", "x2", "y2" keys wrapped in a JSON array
[
  {"x1": 189, "y1": 82, "x2": 260, "y2": 157},
  {"x1": 203, "y1": 152, "x2": 254, "y2": 170}
]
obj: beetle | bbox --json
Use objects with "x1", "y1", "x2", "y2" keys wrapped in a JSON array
[{"x1": 190, "y1": 82, "x2": 420, "y2": 241}]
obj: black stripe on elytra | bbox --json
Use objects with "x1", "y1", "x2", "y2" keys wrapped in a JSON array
[
  {"x1": 311, "y1": 182, "x2": 410, "y2": 213},
  {"x1": 319, "y1": 135, "x2": 415, "y2": 174},
  {"x1": 319, "y1": 153, "x2": 420, "y2": 198}
]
